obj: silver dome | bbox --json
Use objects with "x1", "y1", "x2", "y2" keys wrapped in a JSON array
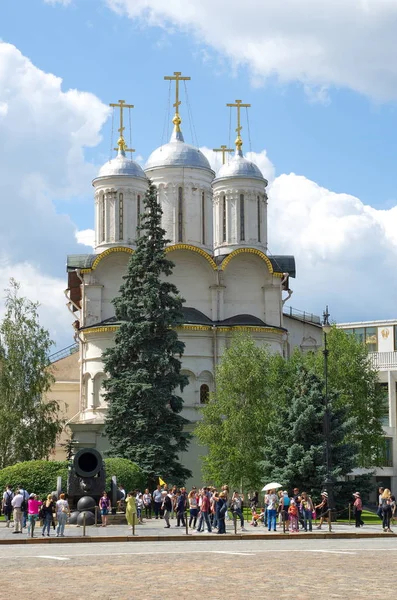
[
  {"x1": 215, "y1": 149, "x2": 265, "y2": 182},
  {"x1": 145, "y1": 130, "x2": 213, "y2": 172},
  {"x1": 95, "y1": 150, "x2": 147, "y2": 181}
]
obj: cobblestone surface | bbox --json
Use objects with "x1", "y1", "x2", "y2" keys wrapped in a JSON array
[{"x1": 0, "y1": 538, "x2": 396, "y2": 599}]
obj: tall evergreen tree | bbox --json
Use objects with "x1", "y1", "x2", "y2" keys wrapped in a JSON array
[
  {"x1": 261, "y1": 365, "x2": 357, "y2": 499},
  {"x1": 103, "y1": 181, "x2": 191, "y2": 486}
]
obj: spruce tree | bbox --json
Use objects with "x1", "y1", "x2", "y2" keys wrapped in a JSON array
[
  {"x1": 103, "y1": 181, "x2": 191, "y2": 486},
  {"x1": 261, "y1": 365, "x2": 357, "y2": 499}
]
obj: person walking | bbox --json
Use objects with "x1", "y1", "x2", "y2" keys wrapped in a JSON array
[
  {"x1": 175, "y1": 490, "x2": 186, "y2": 527},
  {"x1": 230, "y1": 491, "x2": 246, "y2": 531},
  {"x1": 215, "y1": 491, "x2": 228, "y2": 534},
  {"x1": 196, "y1": 488, "x2": 212, "y2": 533},
  {"x1": 315, "y1": 492, "x2": 329, "y2": 530},
  {"x1": 27, "y1": 493, "x2": 42, "y2": 537},
  {"x1": 125, "y1": 491, "x2": 137, "y2": 527},
  {"x1": 266, "y1": 489, "x2": 278, "y2": 532},
  {"x1": 353, "y1": 492, "x2": 364, "y2": 528},
  {"x1": 56, "y1": 493, "x2": 69, "y2": 537},
  {"x1": 2, "y1": 485, "x2": 13, "y2": 528},
  {"x1": 11, "y1": 489, "x2": 24, "y2": 534},
  {"x1": 19, "y1": 487, "x2": 29, "y2": 529},
  {"x1": 99, "y1": 491, "x2": 111, "y2": 527},
  {"x1": 152, "y1": 485, "x2": 163, "y2": 519},
  {"x1": 301, "y1": 492, "x2": 314, "y2": 532},
  {"x1": 381, "y1": 488, "x2": 393, "y2": 532},
  {"x1": 162, "y1": 492, "x2": 172, "y2": 528},
  {"x1": 41, "y1": 494, "x2": 55, "y2": 537},
  {"x1": 143, "y1": 489, "x2": 152, "y2": 519}
]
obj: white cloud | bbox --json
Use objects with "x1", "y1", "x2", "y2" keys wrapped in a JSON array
[
  {"x1": 76, "y1": 229, "x2": 95, "y2": 248},
  {"x1": 0, "y1": 43, "x2": 108, "y2": 347},
  {"x1": 107, "y1": 0, "x2": 397, "y2": 101},
  {"x1": 44, "y1": 0, "x2": 72, "y2": 5}
]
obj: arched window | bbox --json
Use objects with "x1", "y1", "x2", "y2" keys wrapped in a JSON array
[
  {"x1": 257, "y1": 195, "x2": 261, "y2": 242},
  {"x1": 200, "y1": 384, "x2": 210, "y2": 404},
  {"x1": 137, "y1": 194, "x2": 141, "y2": 238},
  {"x1": 101, "y1": 195, "x2": 105, "y2": 243},
  {"x1": 201, "y1": 191, "x2": 205, "y2": 244},
  {"x1": 222, "y1": 195, "x2": 226, "y2": 243},
  {"x1": 240, "y1": 194, "x2": 245, "y2": 241},
  {"x1": 119, "y1": 192, "x2": 124, "y2": 240},
  {"x1": 178, "y1": 187, "x2": 183, "y2": 242}
]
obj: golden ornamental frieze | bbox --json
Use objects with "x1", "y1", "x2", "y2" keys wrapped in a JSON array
[
  {"x1": 165, "y1": 244, "x2": 217, "y2": 270},
  {"x1": 81, "y1": 246, "x2": 135, "y2": 273}
]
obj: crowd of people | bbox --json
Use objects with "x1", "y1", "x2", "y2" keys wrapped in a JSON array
[{"x1": 2, "y1": 482, "x2": 396, "y2": 536}]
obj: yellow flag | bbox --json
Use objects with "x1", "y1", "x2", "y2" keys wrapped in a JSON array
[{"x1": 159, "y1": 477, "x2": 166, "y2": 486}]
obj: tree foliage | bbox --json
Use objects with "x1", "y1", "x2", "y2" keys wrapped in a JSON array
[
  {"x1": 261, "y1": 365, "x2": 357, "y2": 498},
  {"x1": 0, "y1": 280, "x2": 63, "y2": 468},
  {"x1": 195, "y1": 335, "x2": 279, "y2": 490},
  {"x1": 104, "y1": 181, "x2": 191, "y2": 486}
]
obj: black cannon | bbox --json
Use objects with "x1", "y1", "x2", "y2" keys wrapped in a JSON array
[{"x1": 67, "y1": 448, "x2": 106, "y2": 507}]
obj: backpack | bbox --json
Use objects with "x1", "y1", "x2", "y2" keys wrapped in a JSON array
[
  {"x1": 20, "y1": 491, "x2": 27, "y2": 512},
  {"x1": 5, "y1": 492, "x2": 12, "y2": 508}
]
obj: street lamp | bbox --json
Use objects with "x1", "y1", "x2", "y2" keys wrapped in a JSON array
[{"x1": 322, "y1": 305, "x2": 334, "y2": 524}]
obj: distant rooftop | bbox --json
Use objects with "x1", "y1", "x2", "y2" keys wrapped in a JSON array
[{"x1": 283, "y1": 306, "x2": 321, "y2": 326}]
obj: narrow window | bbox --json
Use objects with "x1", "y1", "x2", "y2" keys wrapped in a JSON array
[
  {"x1": 201, "y1": 191, "x2": 205, "y2": 245},
  {"x1": 101, "y1": 195, "x2": 105, "y2": 243},
  {"x1": 222, "y1": 195, "x2": 226, "y2": 243},
  {"x1": 119, "y1": 192, "x2": 124, "y2": 240},
  {"x1": 257, "y1": 195, "x2": 261, "y2": 242},
  {"x1": 178, "y1": 187, "x2": 183, "y2": 242},
  {"x1": 240, "y1": 194, "x2": 245, "y2": 241},
  {"x1": 200, "y1": 384, "x2": 210, "y2": 404},
  {"x1": 137, "y1": 194, "x2": 141, "y2": 238}
]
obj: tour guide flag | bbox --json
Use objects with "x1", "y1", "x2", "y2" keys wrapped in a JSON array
[{"x1": 159, "y1": 477, "x2": 166, "y2": 486}]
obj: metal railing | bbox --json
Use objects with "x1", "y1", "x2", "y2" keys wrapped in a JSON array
[
  {"x1": 49, "y1": 344, "x2": 79, "y2": 364},
  {"x1": 284, "y1": 306, "x2": 321, "y2": 325},
  {"x1": 369, "y1": 351, "x2": 397, "y2": 370}
]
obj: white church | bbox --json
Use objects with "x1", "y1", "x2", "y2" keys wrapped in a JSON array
[{"x1": 64, "y1": 74, "x2": 322, "y2": 485}]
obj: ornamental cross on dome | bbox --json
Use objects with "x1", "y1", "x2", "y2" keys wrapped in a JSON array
[
  {"x1": 164, "y1": 71, "x2": 191, "y2": 132},
  {"x1": 227, "y1": 99, "x2": 251, "y2": 150},
  {"x1": 213, "y1": 145, "x2": 234, "y2": 164},
  {"x1": 109, "y1": 99, "x2": 135, "y2": 154}
]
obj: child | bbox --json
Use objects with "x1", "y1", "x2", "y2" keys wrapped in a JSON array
[
  {"x1": 250, "y1": 507, "x2": 265, "y2": 527},
  {"x1": 136, "y1": 493, "x2": 144, "y2": 523},
  {"x1": 288, "y1": 499, "x2": 299, "y2": 533}
]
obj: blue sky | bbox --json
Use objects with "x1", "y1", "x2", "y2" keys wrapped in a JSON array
[{"x1": 1, "y1": 0, "x2": 397, "y2": 347}]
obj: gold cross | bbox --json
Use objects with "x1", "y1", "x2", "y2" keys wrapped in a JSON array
[
  {"x1": 226, "y1": 99, "x2": 251, "y2": 150},
  {"x1": 213, "y1": 145, "x2": 234, "y2": 164},
  {"x1": 109, "y1": 99, "x2": 135, "y2": 154},
  {"x1": 164, "y1": 71, "x2": 191, "y2": 132}
]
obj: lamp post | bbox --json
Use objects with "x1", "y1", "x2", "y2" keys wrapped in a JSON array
[{"x1": 322, "y1": 305, "x2": 334, "y2": 522}]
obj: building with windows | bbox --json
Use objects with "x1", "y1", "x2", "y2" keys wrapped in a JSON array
[
  {"x1": 337, "y1": 320, "x2": 397, "y2": 494},
  {"x1": 63, "y1": 79, "x2": 323, "y2": 485}
]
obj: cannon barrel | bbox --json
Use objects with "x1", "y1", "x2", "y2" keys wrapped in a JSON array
[{"x1": 73, "y1": 448, "x2": 103, "y2": 478}]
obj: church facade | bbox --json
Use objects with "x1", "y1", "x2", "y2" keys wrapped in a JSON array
[{"x1": 65, "y1": 81, "x2": 322, "y2": 486}]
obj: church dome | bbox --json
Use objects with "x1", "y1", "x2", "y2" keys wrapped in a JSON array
[
  {"x1": 145, "y1": 130, "x2": 212, "y2": 172},
  {"x1": 95, "y1": 150, "x2": 146, "y2": 180},
  {"x1": 215, "y1": 149, "x2": 265, "y2": 182}
]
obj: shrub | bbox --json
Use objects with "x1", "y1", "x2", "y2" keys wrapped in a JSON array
[
  {"x1": 104, "y1": 458, "x2": 145, "y2": 492},
  {"x1": 0, "y1": 460, "x2": 68, "y2": 499}
]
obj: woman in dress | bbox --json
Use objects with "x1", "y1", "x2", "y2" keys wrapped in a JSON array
[
  {"x1": 99, "y1": 491, "x2": 111, "y2": 527},
  {"x1": 315, "y1": 492, "x2": 329, "y2": 530},
  {"x1": 41, "y1": 494, "x2": 55, "y2": 537},
  {"x1": 56, "y1": 493, "x2": 70, "y2": 537},
  {"x1": 125, "y1": 491, "x2": 137, "y2": 527}
]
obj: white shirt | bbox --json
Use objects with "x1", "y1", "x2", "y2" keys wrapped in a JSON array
[
  {"x1": 11, "y1": 493, "x2": 23, "y2": 508},
  {"x1": 2, "y1": 490, "x2": 13, "y2": 502},
  {"x1": 56, "y1": 499, "x2": 69, "y2": 514},
  {"x1": 266, "y1": 493, "x2": 278, "y2": 510}
]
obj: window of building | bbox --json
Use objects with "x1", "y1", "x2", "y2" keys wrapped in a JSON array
[
  {"x1": 394, "y1": 325, "x2": 397, "y2": 351},
  {"x1": 378, "y1": 382, "x2": 389, "y2": 426},
  {"x1": 137, "y1": 194, "x2": 141, "y2": 238},
  {"x1": 201, "y1": 191, "x2": 205, "y2": 245},
  {"x1": 342, "y1": 327, "x2": 378, "y2": 352},
  {"x1": 119, "y1": 192, "x2": 124, "y2": 240},
  {"x1": 178, "y1": 187, "x2": 183, "y2": 242},
  {"x1": 381, "y1": 437, "x2": 393, "y2": 467},
  {"x1": 222, "y1": 195, "x2": 226, "y2": 243},
  {"x1": 257, "y1": 195, "x2": 261, "y2": 242},
  {"x1": 200, "y1": 384, "x2": 210, "y2": 404},
  {"x1": 240, "y1": 194, "x2": 245, "y2": 241},
  {"x1": 101, "y1": 196, "x2": 105, "y2": 243}
]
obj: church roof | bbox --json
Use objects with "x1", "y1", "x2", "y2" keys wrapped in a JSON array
[
  {"x1": 145, "y1": 129, "x2": 213, "y2": 172},
  {"x1": 67, "y1": 254, "x2": 96, "y2": 271},
  {"x1": 269, "y1": 255, "x2": 296, "y2": 278},
  {"x1": 94, "y1": 149, "x2": 147, "y2": 181},
  {"x1": 215, "y1": 148, "x2": 265, "y2": 182}
]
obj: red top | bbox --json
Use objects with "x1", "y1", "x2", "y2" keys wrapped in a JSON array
[
  {"x1": 354, "y1": 498, "x2": 363, "y2": 511},
  {"x1": 201, "y1": 495, "x2": 210, "y2": 512}
]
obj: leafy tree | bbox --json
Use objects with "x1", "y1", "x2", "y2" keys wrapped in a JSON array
[
  {"x1": 0, "y1": 280, "x2": 63, "y2": 468},
  {"x1": 195, "y1": 335, "x2": 279, "y2": 490},
  {"x1": 103, "y1": 181, "x2": 191, "y2": 487},
  {"x1": 261, "y1": 365, "x2": 357, "y2": 499},
  {"x1": 303, "y1": 326, "x2": 385, "y2": 467}
]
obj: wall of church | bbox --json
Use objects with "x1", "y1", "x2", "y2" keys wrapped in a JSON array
[
  {"x1": 283, "y1": 315, "x2": 323, "y2": 356},
  {"x1": 85, "y1": 252, "x2": 131, "y2": 323}
]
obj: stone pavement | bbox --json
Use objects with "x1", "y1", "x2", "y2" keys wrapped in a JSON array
[{"x1": 0, "y1": 514, "x2": 393, "y2": 543}]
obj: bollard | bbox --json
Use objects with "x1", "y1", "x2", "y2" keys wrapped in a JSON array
[
  {"x1": 283, "y1": 514, "x2": 286, "y2": 534},
  {"x1": 233, "y1": 513, "x2": 237, "y2": 535},
  {"x1": 185, "y1": 511, "x2": 189, "y2": 535},
  {"x1": 328, "y1": 509, "x2": 332, "y2": 532},
  {"x1": 83, "y1": 511, "x2": 86, "y2": 537},
  {"x1": 30, "y1": 517, "x2": 34, "y2": 538},
  {"x1": 132, "y1": 512, "x2": 136, "y2": 536},
  {"x1": 94, "y1": 506, "x2": 98, "y2": 527},
  {"x1": 348, "y1": 503, "x2": 351, "y2": 526}
]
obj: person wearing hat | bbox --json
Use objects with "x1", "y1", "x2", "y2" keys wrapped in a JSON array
[
  {"x1": 27, "y1": 493, "x2": 42, "y2": 537},
  {"x1": 315, "y1": 492, "x2": 329, "y2": 529},
  {"x1": 353, "y1": 492, "x2": 364, "y2": 528}
]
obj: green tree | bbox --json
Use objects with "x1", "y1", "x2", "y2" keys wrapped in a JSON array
[
  {"x1": 0, "y1": 280, "x2": 63, "y2": 468},
  {"x1": 103, "y1": 181, "x2": 191, "y2": 487},
  {"x1": 195, "y1": 335, "x2": 279, "y2": 490},
  {"x1": 261, "y1": 365, "x2": 357, "y2": 498},
  {"x1": 303, "y1": 326, "x2": 385, "y2": 467}
]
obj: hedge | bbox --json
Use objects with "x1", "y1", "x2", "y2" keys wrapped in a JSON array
[{"x1": 0, "y1": 457, "x2": 144, "y2": 499}]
